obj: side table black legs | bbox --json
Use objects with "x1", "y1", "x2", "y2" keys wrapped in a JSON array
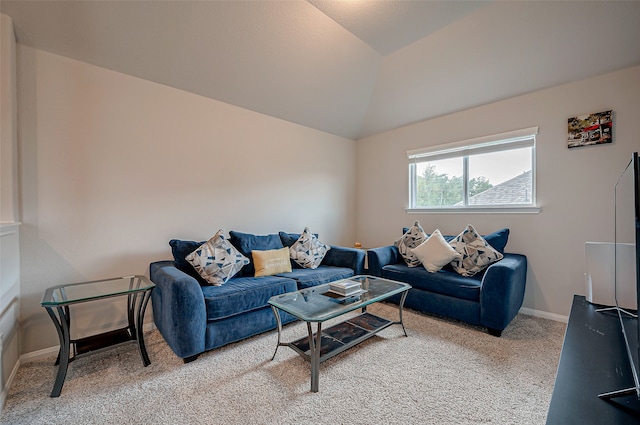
[
  {"x1": 44, "y1": 306, "x2": 71, "y2": 398},
  {"x1": 130, "y1": 289, "x2": 153, "y2": 366},
  {"x1": 41, "y1": 276, "x2": 155, "y2": 397}
]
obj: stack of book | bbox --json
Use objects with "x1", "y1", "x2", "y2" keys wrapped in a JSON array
[{"x1": 329, "y1": 280, "x2": 362, "y2": 296}]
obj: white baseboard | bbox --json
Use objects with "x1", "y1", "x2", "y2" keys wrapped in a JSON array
[
  {"x1": 520, "y1": 307, "x2": 569, "y2": 323},
  {"x1": 1, "y1": 354, "x2": 20, "y2": 415},
  {"x1": 19, "y1": 345, "x2": 59, "y2": 363}
]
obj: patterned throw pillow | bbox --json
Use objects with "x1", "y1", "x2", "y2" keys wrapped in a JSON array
[
  {"x1": 290, "y1": 227, "x2": 330, "y2": 269},
  {"x1": 185, "y1": 230, "x2": 249, "y2": 285},
  {"x1": 410, "y1": 229, "x2": 462, "y2": 273},
  {"x1": 394, "y1": 221, "x2": 428, "y2": 267},
  {"x1": 449, "y1": 224, "x2": 504, "y2": 277}
]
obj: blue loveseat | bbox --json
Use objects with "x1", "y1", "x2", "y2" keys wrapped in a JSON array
[
  {"x1": 367, "y1": 228, "x2": 526, "y2": 336},
  {"x1": 149, "y1": 230, "x2": 365, "y2": 362}
]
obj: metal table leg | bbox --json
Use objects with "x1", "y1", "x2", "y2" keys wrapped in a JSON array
[
  {"x1": 398, "y1": 290, "x2": 409, "y2": 337},
  {"x1": 134, "y1": 289, "x2": 152, "y2": 366},
  {"x1": 270, "y1": 305, "x2": 284, "y2": 360},
  {"x1": 45, "y1": 306, "x2": 71, "y2": 397},
  {"x1": 308, "y1": 321, "x2": 322, "y2": 393}
]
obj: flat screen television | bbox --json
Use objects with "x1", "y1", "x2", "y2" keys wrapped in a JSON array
[{"x1": 599, "y1": 151, "x2": 640, "y2": 400}]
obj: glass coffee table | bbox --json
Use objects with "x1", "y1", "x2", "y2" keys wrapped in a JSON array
[
  {"x1": 268, "y1": 275, "x2": 410, "y2": 392},
  {"x1": 41, "y1": 275, "x2": 155, "y2": 397}
]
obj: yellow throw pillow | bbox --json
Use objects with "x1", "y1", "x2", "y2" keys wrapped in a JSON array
[{"x1": 252, "y1": 247, "x2": 292, "y2": 277}]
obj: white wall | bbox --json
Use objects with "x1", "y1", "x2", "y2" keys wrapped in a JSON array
[
  {"x1": 17, "y1": 46, "x2": 357, "y2": 354},
  {"x1": 356, "y1": 65, "x2": 640, "y2": 318},
  {"x1": 0, "y1": 13, "x2": 20, "y2": 410},
  {"x1": 0, "y1": 14, "x2": 18, "y2": 223}
]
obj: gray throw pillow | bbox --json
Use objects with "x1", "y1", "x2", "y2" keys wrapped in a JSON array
[
  {"x1": 186, "y1": 230, "x2": 249, "y2": 285},
  {"x1": 290, "y1": 227, "x2": 330, "y2": 269},
  {"x1": 449, "y1": 224, "x2": 504, "y2": 277},
  {"x1": 394, "y1": 221, "x2": 428, "y2": 267}
]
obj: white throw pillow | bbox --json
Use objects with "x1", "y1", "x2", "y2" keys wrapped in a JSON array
[
  {"x1": 394, "y1": 221, "x2": 428, "y2": 267},
  {"x1": 289, "y1": 227, "x2": 330, "y2": 269},
  {"x1": 186, "y1": 230, "x2": 249, "y2": 285},
  {"x1": 449, "y1": 224, "x2": 504, "y2": 277},
  {"x1": 410, "y1": 229, "x2": 462, "y2": 273}
]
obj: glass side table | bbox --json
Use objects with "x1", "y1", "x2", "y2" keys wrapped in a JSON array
[{"x1": 40, "y1": 275, "x2": 155, "y2": 397}]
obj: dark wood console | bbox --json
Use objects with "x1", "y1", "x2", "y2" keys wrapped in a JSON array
[{"x1": 546, "y1": 295, "x2": 640, "y2": 424}]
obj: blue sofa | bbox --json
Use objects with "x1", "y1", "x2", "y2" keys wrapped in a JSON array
[
  {"x1": 149, "y1": 230, "x2": 366, "y2": 362},
  {"x1": 367, "y1": 228, "x2": 526, "y2": 336}
]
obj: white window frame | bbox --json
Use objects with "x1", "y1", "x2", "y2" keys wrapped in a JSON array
[{"x1": 407, "y1": 127, "x2": 540, "y2": 214}]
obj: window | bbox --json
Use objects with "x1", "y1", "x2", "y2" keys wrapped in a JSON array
[{"x1": 407, "y1": 127, "x2": 538, "y2": 212}]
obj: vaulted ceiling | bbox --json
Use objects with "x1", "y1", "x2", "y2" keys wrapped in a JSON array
[{"x1": 2, "y1": 1, "x2": 640, "y2": 140}]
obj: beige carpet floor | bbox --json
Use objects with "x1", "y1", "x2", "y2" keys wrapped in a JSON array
[{"x1": 1, "y1": 303, "x2": 566, "y2": 425}]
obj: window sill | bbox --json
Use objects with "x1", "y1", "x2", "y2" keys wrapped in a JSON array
[{"x1": 406, "y1": 206, "x2": 541, "y2": 214}]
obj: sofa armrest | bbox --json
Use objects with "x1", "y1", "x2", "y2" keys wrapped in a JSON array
[
  {"x1": 366, "y1": 246, "x2": 400, "y2": 276},
  {"x1": 322, "y1": 245, "x2": 366, "y2": 275},
  {"x1": 149, "y1": 261, "x2": 207, "y2": 359},
  {"x1": 479, "y1": 253, "x2": 528, "y2": 332}
]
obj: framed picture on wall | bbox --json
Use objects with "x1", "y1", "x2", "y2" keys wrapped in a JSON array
[{"x1": 567, "y1": 110, "x2": 613, "y2": 149}]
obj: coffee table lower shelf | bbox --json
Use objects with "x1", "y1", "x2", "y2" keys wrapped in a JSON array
[{"x1": 287, "y1": 312, "x2": 393, "y2": 362}]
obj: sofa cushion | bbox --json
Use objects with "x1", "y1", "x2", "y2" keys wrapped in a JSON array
[
  {"x1": 185, "y1": 230, "x2": 250, "y2": 285},
  {"x1": 169, "y1": 239, "x2": 206, "y2": 273},
  {"x1": 411, "y1": 229, "x2": 461, "y2": 273},
  {"x1": 277, "y1": 265, "x2": 355, "y2": 289},
  {"x1": 289, "y1": 227, "x2": 330, "y2": 269},
  {"x1": 229, "y1": 231, "x2": 284, "y2": 276},
  {"x1": 381, "y1": 263, "x2": 482, "y2": 301},
  {"x1": 483, "y1": 228, "x2": 510, "y2": 255},
  {"x1": 279, "y1": 231, "x2": 303, "y2": 248},
  {"x1": 450, "y1": 225, "x2": 504, "y2": 277},
  {"x1": 395, "y1": 221, "x2": 428, "y2": 267},
  {"x1": 252, "y1": 247, "x2": 292, "y2": 276},
  {"x1": 201, "y1": 275, "x2": 297, "y2": 321}
]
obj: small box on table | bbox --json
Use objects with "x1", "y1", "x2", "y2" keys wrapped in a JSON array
[{"x1": 329, "y1": 280, "x2": 362, "y2": 296}]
